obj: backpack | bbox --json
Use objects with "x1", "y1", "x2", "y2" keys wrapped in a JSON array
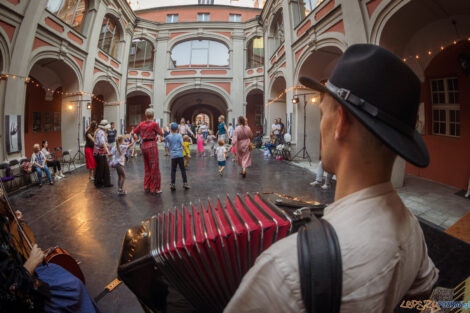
[{"x1": 21, "y1": 161, "x2": 32, "y2": 173}]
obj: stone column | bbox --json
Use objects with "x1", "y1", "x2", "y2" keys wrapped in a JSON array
[
  {"x1": 231, "y1": 30, "x2": 246, "y2": 121},
  {"x1": 3, "y1": 0, "x2": 47, "y2": 160},
  {"x1": 155, "y1": 30, "x2": 169, "y2": 125}
]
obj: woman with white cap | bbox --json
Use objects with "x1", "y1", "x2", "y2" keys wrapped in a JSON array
[{"x1": 93, "y1": 120, "x2": 113, "y2": 188}]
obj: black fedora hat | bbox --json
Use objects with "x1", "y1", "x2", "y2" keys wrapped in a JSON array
[{"x1": 300, "y1": 44, "x2": 429, "y2": 168}]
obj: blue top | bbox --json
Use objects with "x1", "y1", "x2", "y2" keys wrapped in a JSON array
[
  {"x1": 218, "y1": 122, "x2": 226, "y2": 134},
  {"x1": 165, "y1": 133, "x2": 184, "y2": 158},
  {"x1": 107, "y1": 129, "x2": 117, "y2": 143}
]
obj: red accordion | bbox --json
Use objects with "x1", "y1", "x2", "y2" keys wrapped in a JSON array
[{"x1": 119, "y1": 193, "x2": 317, "y2": 313}]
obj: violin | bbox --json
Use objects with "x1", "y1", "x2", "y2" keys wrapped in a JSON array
[{"x1": 0, "y1": 180, "x2": 86, "y2": 284}]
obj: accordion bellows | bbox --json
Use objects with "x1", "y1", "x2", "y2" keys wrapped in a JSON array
[{"x1": 118, "y1": 193, "x2": 296, "y2": 313}]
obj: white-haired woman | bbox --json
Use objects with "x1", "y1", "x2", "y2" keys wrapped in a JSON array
[
  {"x1": 132, "y1": 109, "x2": 163, "y2": 194},
  {"x1": 31, "y1": 143, "x2": 53, "y2": 186}
]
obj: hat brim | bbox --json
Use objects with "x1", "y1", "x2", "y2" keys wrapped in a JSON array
[{"x1": 299, "y1": 76, "x2": 429, "y2": 168}]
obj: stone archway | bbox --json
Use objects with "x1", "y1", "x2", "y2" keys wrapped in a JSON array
[
  {"x1": 295, "y1": 46, "x2": 343, "y2": 161},
  {"x1": 24, "y1": 58, "x2": 81, "y2": 157},
  {"x1": 268, "y1": 75, "x2": 286, "y2": 135},
  {"x1": 92, "y1": 80, "x2": 118, "y2": 124},
  {"x1": 170, "y1": 89, "x2": 228, "y2": 132},
  {"x1": 246, "y1": 89, "x2": 264, "y2": 135},
  {"x1": 126, "y1": 90, "x2": 151, "y2": 132}
]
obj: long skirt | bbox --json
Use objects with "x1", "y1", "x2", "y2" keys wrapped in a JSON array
[
  {"x1": 141, "y1": 141, "x2": 161, "y2": 192},
  {"x1": 35, "y1": 263, "x2": 100, "y2": 313},
  {"x1": 236, "y1": 138, "x2": 252, "y2": 169},
  {"x1": 85, "y1": 148, "x2": 95, "y2": 169},
  {"x1": 94, "y1": 154, "x2": 111, "y2": 187}
]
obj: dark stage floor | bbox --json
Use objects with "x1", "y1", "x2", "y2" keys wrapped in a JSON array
[
  {"x1": 10, "y1": 150, "x2": 470, "y2": 313},
  {"x1": 11, "y1": 150, "x2": 334, "y2": 313}
]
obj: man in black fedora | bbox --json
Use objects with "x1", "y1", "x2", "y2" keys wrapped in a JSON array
[{"x1": 225, "y1": 44, "x2": 438, "y2": 312}]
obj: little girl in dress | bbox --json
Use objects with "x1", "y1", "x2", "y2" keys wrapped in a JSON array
[{"x1": 197, "y1": 130, "x2": 205, "y2": 157}]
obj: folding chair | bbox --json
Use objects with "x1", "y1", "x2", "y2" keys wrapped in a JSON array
[
  {"x1": 8, "y1": 159, "x2": 22, "y2": 189},
  {"x1": 62, "y1": 150, "x2": 76, "y2": 173},
  {"x1": 20, "y1": 158, "x2": 38, "y2": 185},
  {"x1": 0, "y1": 162, "x2": 15, "y2": 191}
]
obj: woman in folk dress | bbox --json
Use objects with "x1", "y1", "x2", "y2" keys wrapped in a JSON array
[
  {"x1": 132, "y1": 109, "x2": 163, "y2": 194},
  {"x1": 232, "y1": 116, "x2": 253, "y2": 178}
]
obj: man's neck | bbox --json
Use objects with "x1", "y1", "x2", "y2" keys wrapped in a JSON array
[{"x1": 334, "y1": 157, "x2": 392, "y2": 202}]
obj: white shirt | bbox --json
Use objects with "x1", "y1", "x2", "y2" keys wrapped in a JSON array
[
  {"x1": 272, "y1": 124, "x2": 281, "y2": 135},
  {"x1": 224, "y1": 182, "x2": 438, "y2": 313},
  {"x1": 216, "y1": 146, "x2": 226, "y2": 161},
  {"x1": 228, "y1": 126, "x2": 234, "y2": 137},
  {"x1": 200, "y1": 124, "x2": 208, "y2": 132}
]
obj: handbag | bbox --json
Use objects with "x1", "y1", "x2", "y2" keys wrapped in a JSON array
[{"x1": 249, "y1": 142, "x2": 254, "y2": 151}]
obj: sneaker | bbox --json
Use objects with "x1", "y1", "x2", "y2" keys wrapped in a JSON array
[
  {"x1": 59, "y1": 174, "x2": 65, "y2": 178},
  {"x1": 321, "y1": 184, "x2": 329, "y2": 190},
  {"x1": 183, "y1": 183, "x2": 190, "y2": 190},
  {"x1": 219, "y1": 170, "x2": 223, "y2": 176},
  {"x1": 89, "y1": 177, "x2": 95, "y2": 181},
  {"x1": 119, "y1": 190, "x2": 127, "y2": 195},
  {"x1": 465, "y1": 191, "x2": 470, "y2": 198},
  {"x1": 49, "y1": 181, "x2": 54, "y2": 185},
  {"x1": 310, "y1": 181, "x2": 322, "y2": 186},
  {"x1": 39, "y1": 183, "x2": 43, "y2": 187},
  {"x1": 170, "y1": 184, "x2": 176, "y2": 191},
  {"x1": 155, "y1": 190, "x2": 162, "y2": 194}
]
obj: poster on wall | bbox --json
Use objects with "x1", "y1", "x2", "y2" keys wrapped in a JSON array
[
  {"x1": 5, "y1": 115, "x2": 22, "y2": 154},
  {"x1": 33, "y1": 112, "x2": 41, "y2": 133},
  {"x1": 416, "y1": 102, "x2": 425, "y2": 135},
  {"x1": 54, "y1": 112, "x2": 61, "y2": 131},
  {"x1": 44, "y1": 112, "x2": 52, "y2": 132},
  {"x1": 120, "y1": 118, "x2": 124, "y2": 135},
  {"x1": 263, "y1": 116, "x2": 267, "y2": 135}
]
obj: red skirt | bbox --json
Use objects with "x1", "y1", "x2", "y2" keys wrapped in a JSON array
[{"x1": 85, "y1": 147, "x2": 96, "y2": 169}]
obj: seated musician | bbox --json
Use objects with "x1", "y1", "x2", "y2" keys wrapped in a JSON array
[
  {"x1": 0, "y1": 192, "x2": 100, "y2": 312},
  {"x1": 225, "y1": 45, "x2": 439, "y2": 312}
]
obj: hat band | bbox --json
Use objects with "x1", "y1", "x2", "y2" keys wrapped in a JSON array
[{"x1": 326, "y1": 81, "x2": 414, "y2": 136}]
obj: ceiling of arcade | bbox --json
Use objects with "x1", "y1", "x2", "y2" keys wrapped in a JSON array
[{"x1": 171, "y1": 91, "x2": 228, "y2": 117}]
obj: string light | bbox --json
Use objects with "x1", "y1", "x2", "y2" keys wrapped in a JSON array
[
  {"x1": 400, "y1": 36, "x2": 468, "y2": 63},
  {"x1": 0, "y1": 73, "x2": 125, "y2": 106}
]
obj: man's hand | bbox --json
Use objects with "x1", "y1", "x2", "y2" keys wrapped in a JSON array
[
  {"x1": 15, "y1": 210, "x2": 23, "y2": 222},
  {"x1": 23, "y1": 244, "x2": 45, "y2": 275}
]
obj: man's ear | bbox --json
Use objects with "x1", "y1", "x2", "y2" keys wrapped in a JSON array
[{"x1": 335, "y1": 105, "x2": 350, "y2": 140}]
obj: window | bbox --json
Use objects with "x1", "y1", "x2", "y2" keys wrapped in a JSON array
[
  {"x1": 431, "y1": 78, "x2": 460, "y2": 137},
  {"x1": 166, "y1": 14, "x2": 178, "y2": 23},
  {"x1": 46, "y1": 0, "x2": 88, "y2": 32},
  {"x1": 171, "y1": 40, "x2": 229, "y2": 68},
  {"x1": 197, "y1": 13, "x2": 210, "y2": 22},
  {"x1": 198, "y1": 0, "x2": 214, "y2": 4},
  {"x1": 293, "y1": 0, "x2": 323, "y2": 25},
  {"x1": 98, "y1": 15, "x2": 120, "y2": 59},
  {"x1": 229, "y1": 14, "x2": 242, "y2": 22},
  {"x1": 270, "y1": 10, "x2": 284, "y2": 53},
  {"x1": 128, "y1": 39, "x2": 154, "y2": 70},
  {"x1": 247, "y1": 36, "x2": 264, "y2": 68}
]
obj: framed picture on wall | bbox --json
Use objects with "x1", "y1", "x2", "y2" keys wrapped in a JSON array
[
  {"x1": 5, "y1": 115, "x2": 22, "y2": 154},
  {"x1": 120, "y1": 118, "x2": 124, "y2": 135},
  {"x1": 54, "y1": 112, "x2": 61, "y2": 131},
  {"x1": 83, "y1": 117, "x2": 89, "y2": 138},
  {"x1": 33, "y1": 112, "x2": 41, "y2": 133},
  {"x1": 44, "y1": 112, "x2": 52, "y2": 132}
]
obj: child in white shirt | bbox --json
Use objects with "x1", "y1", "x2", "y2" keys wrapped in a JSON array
[{"x1": 216, "y1": 139, "x2": 227, "y2": 176}]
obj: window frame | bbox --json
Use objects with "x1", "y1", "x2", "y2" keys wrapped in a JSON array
[
  {"x1": 128, "y1": 39, "x2": 154, "y2": 71},
  {"x1": 270, "y1": 10, "x2": 284, "y2": 57},
  {"x1": 229, "y1": 14, "x2": 242, "y2": 22},
  {"x1": 292, "y1": 0, "x2": 323, "y2": 27},
  {"x1": 166, "y1": 14, "x2": 178, "y2": 23},
  {"x1": 170, "y1": 39, "x2": 230, "y2": 69},
  {"x1": 197, "y1": 13, "x2": 210, "y2": 22},
  {"x1": 46, "y1": 0, "x2": 88, "y2": 33},
  {"x1": 98, "y1": 15, "x2": 120, "y2": 59},
  {"x1": 246, "y1": 36, "x2": 264, "y2": 69},
  {"x1": 430, "y1": 77, "x2": 460, "y2": 137}
]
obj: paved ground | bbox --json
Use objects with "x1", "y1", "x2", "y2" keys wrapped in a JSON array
[
  {"x1": 11, "y1": 148, "x2": 334, "y2": 313},
  {"x1": 9, "y1": 148, "x2": 470, "y2": 313},
  {"x1": 291, "y1": 159, "x2": 470, "y2": 230}
]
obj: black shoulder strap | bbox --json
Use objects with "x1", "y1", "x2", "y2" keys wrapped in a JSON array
[{"x1": 297, "y1": 216, "x2": 342, "y2": 313}]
